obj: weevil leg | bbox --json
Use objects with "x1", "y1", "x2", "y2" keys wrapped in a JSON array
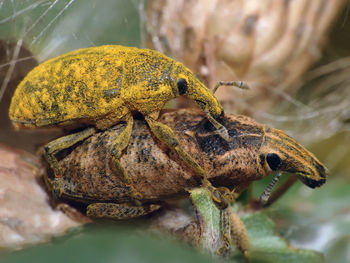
[
  {"x1": 204, "y1": 109, "x2": 230, "y2": 141},
  {"x1": 217, "y1": 206, "x2": 232, "y2": 257},
  {"x1": 145, "y1": 116, "x2": 207, "y2": 183},
  {"x1": 216, "y1": 205, "x2": 250, "y2": 258},
  {"x1": 110, "y1": 116, "x2": 143, "y2": 203},
  {"x1": 206, "y1": 186, "x2": 249, "y2": 258},
  {"x1": 56, "y1": 203, "x2": 92, "y2": 223},
  {"x1": 206, "y1": 185, "x2": 230, "y2": 209},
  {"x1": 206, "y1": 186, "x2": 239, "y2": 210},
  {"x1": 228, "y1": 207, "x2": 250, "y2": 258},
  {"x1": 206, "y1": 187, "x2": 249, "y2": 258},
  {"x1": 86, "y1": 203, "x2": 161, "y2": 220},
  {"x1": 44, "y1": 127, "x2": 96, "y2": 199}
]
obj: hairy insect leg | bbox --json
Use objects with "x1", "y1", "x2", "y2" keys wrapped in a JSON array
[
  {"x1": 203, "y1": 186, "x2": 250, "y2": 258},
  {"x1": 145, "y1": 116, "x2": 207, "y2": 182},
  {"x1": 229, "y1": 207, "x2": 250, "y2": 258},
  {"x1": 205, "y1": 186, "x2": 249, "y2": 258},
  {"x1": 87, "y1": 203, "x2": 161, "y2": 220},
  {"x1": 217, "y1": 206, "x2": 232, "y2": 257},
  {"x1": 110, "y1": 116, "x2": 143, "y2": 203},
  {"x1": 44, "y1": 127, "x2": 96, "y2": 199},
  {"x1": 206, "y1": 186, "x2": 239, "y2": 209}
]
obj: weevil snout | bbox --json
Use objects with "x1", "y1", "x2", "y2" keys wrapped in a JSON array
[
  {"x1": 193, "y1": 97, "x2": 224, "y2": 120},
  {"x1": 297, "y1": 162, "x2": 328, "y2": 188},
  {"x1": 176, "y1": 70, "x2": 224, "y2": 120},
  {"x1": 209, "y1": 104, "x2": 224, "y2": 120},
  {"x1": 259, "y1": 127, "x2": 328, "y2": 189}
]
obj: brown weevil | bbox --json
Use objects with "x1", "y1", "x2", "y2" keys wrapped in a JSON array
[
  {"x1": 44, "y1": 109, "x2": 327, "y2": 218},
  {"x1": 43, "y1": 109, "x2": 327, "y2": 257}
]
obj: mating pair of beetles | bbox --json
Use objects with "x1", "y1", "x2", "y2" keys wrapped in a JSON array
[{"x1": 9, "y1": 45, "x2": 327, "y2": 213}]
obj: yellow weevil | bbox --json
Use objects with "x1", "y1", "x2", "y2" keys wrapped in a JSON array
[{"x1": 9, "y1": 45, "x2": 232, "y2": 200}]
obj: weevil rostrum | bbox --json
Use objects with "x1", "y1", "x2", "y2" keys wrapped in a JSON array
[
  {"x1": 9, "y1": 45, "x2": 229, "y2": 201},
  {"x1": 43, "y1": 109, "x2": 328, "y2": 255}
]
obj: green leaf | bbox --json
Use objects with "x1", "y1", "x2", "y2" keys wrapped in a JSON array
[
  {"x1": 0, "y1": 223, "x2": 213, "y2": 263},
  {"x1": 191, "y1": 187, "x2": 324, "y2": 263},
  {"x1": 190, "y1": 187, "x2": 221, "y2": 255},
  {"x1": 242, "y1": 212, "x2": 324, "y2": 263}
]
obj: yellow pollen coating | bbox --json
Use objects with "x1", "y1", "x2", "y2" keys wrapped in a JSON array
[{"x1": 9, "y1": 45, "x2": 222, "y2": 129}]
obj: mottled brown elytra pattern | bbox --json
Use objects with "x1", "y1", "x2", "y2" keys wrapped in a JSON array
[
  {"x1": 44, "y1": 109, "x2": 327, "y2": 206},
  {"x1": 44, "y1": 109, "x2": 327, "y2": 258}
]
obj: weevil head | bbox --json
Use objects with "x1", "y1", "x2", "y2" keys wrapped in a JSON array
[
  {"x1": 173, "y1": 64, "x2": 224, "y2": 120},
  {"x1": 258, "y1": 127, "x2": 328, "y2": 188}
]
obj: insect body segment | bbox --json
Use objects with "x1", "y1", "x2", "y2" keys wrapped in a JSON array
[
  {"x1": 258, "y1": 127, "x2": 328, "y2": 188},
  {"x1": 9, "y1": 45, "x2": 226, "y2": 201}
]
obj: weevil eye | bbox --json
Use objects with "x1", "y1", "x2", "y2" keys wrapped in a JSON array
[
  {"x1": 177, "y1": 78, "x2": 188, "y2": 95},
  {"x1": 266, "y1": 153, "x2": 281, "y2": 171}
]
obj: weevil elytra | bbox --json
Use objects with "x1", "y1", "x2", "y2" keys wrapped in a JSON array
[
  {"x1": 9, "y1": 45, "x2": 228, "y2": 201},
  {"x1": 44, "y1": 109, "x2": 327, "y2": 218}
]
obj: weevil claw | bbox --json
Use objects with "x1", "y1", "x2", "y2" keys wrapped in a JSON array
[{"x1": 52, "y1": 177, "x2": 63, "y2": 200}]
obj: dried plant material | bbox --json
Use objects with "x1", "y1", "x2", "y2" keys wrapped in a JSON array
[
  {"x1": 0, "y1": 144, "x2": 83, "y2": 250},
  {"x1": 264, "y1": 57, "x2": 350, "y2": 143},
  {"x1": 149, "y1": 206, "x2": 202, "y2": 247},
  {"x1": 143, "y1": 0, "x2": 346, "y2": 114}
]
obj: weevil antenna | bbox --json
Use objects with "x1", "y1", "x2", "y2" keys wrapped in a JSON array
[
  {"x1": 259, "y1": 172, "x2": 282, "y2": 205},
  {"x1": 212, "y1": 81, "x2": 249, "y2": 94},
  {"x1": 263, "y1": 175, "x2": 298, "y2": 207}
]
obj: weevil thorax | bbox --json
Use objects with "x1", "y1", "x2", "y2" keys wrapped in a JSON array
[
  {"x1": 173, "y1": 63, "x2": 223, "y2": 119},
  {"x1": 195, "y1": 114, "x2": 267, "y2": 187},
  {"x1": 258, "y1": 127, "x2": 328, "y2": 188}
]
